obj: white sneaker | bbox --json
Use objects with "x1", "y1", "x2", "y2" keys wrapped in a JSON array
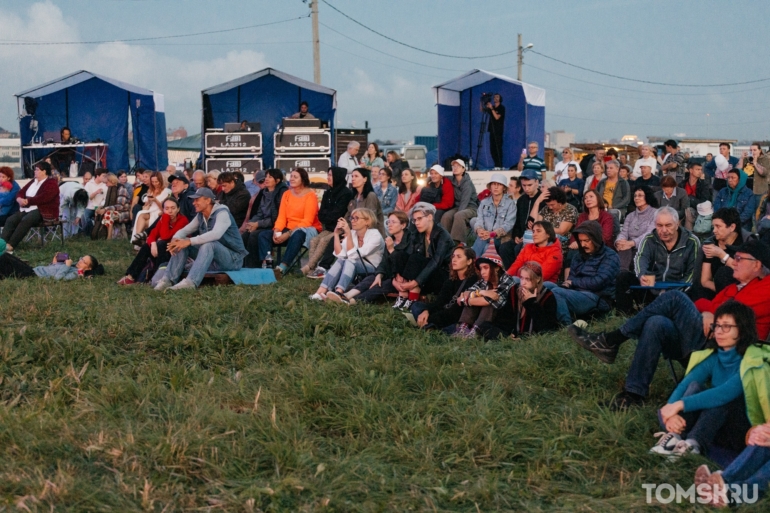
[
  {"x1": 154, "y1": 278, "x2": 173, "y2": 291},
  {"x1": 169, "y1": 278, "x2": 197, "y2": 291},
  {"x1": 671, "y1": 439, "x2": 700, "y2": 458},
  {"x1": 307, "y1": 266, "x2": 326, "y2": 279},
  {"x1": 650, "y1": 432, "x2": 682, "y2": 456},
  {"x1": 309, "y1": 292, "x2": 325, "y2": 301}
]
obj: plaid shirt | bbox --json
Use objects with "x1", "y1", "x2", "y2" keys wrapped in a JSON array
[
  {"x1": 465, "y1": 273, "x2": 517, "y2": 309},
  {"x1": 663, "y1": 152, "x2": 686, "y2": 178}
]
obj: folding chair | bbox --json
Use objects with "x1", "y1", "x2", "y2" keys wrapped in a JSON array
[
  {"x1": 276, "y1": 245, "x2": 308, "y2": 275},
  {"x1": 23, "y1": 218, "x2": 64, "y2": 248}
]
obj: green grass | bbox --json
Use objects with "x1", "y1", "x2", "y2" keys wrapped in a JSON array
[{"x1": 0, "y1": 238, "x2": 765, "y2": 511}]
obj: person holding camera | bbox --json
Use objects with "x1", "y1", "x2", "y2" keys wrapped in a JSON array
[
  {"x1": 738, "y1": 142, "x2": 769, "y2": 211},
  {"x1": 486, "y1": 94, "x2": 505, "y2": 168}
]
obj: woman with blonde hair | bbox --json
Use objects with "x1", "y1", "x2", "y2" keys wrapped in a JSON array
[
  {"x1": 310, "y1": 208, "x2": 385, "y2": 302},
  {"x1": 131, "y1": 171, "x2": 169, "y2": 245}
]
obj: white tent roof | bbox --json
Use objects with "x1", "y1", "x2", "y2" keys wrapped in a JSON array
[
  {"x1": 433, "y1": 69, "x2": 545, "y2": 108},
  {"x1": 15, "y1": 70, "x2": 164, "y2": 113},
  {"x1": 202, "y1": 67, "x2": 337, "y2": 108}
]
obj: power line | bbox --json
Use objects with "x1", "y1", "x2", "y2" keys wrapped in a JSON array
[
  {"x1": 320, "y1": 0, "x2": 516, "y2": 59},
  {"x1": 0, "y1": 15, "x2": 307, "y2": 45},
  {"x1": 530, "y1": 50, "x2": 770, "y2": 88},
  {"x1": 321, "y1": 42, "x2": 449, "y2": 79}
]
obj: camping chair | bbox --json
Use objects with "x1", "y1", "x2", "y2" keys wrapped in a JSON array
[
  {"x1": 23, "y1": 218, "x2": 64, "y2": 248},
  {"x1": 275, "y1": 244, "x2": 308, "y2": 275}
]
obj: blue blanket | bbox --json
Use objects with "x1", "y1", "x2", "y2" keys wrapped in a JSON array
[{"x1": 210, "y1": 269, "x2": 277, "y2": 286}]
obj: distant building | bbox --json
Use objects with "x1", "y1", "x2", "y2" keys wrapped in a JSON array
[
  {"x1": 549, "y1": 130, "x2": 574, "y2": 151},
  {"x1": 166, "y1": 126, "x2": 188, "y2": 141},
  {"x1": 0, "y1": 126, "x2": 19, "y2": 139},
  {"x1": 0, "y1": 139, "x2": 21, "y2": 159}
]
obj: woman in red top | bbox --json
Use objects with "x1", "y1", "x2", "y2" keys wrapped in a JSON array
[
  {"x1": 118, "y1": 198, "x2": 188, "y2": 284},
  {"x1": 1, "y1": 161, "x2": 59, "y2": 253},
  {"x1": 506, "y1": 221, "x2": 563, "y2": 283},
  {"x1": 419, "y1": 165, "x2": 454, "y2": 221}
]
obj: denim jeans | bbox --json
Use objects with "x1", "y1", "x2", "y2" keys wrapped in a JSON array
[
  {"x1": 165, "y1": 241, "x2": 244, "y2": 286},
  {"x1": 256, "y1": 230, "x2": 305, "y2": 266},
  {"x1": 321, "y1": 258, "x2": 369, "y2": 292},
  {"x1": 620, "y1": 291, "x2": 707, "y2": 397},
  {"x1": 81, "y1": 208, "x2": 96, "y2": 235},
  {"x1": 472, "y1": 236, "x2": 503, "y2": 258},
  {"x1": 60, "y1": 205, "x2": 80, "y2": 238},
  {"x1": 544, "y1": 282, "x2": 609, "y2": 325},
  {"x1": 723, "y1": 444, "x2": 770, "y2": 496}
]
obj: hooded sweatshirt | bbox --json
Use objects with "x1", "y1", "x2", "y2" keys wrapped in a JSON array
[
  {"x1": 714, "y1": 170, "x2": 757, "y2": 229},
  {"x1": 450, "y1": 172, "x2": 479, "y2": 211},
  {"x1": 569, "y1": 220, "x2": 620, "y2": 299},
  {"x1": 319, "y1": 167, "x2": 355, "y2": 232}
]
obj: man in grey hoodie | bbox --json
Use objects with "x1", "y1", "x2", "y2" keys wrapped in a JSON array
[
  {"x1": 441, "y1": 159, "x2": 479, "y2": 244},
  {"x1": 155, "y1": 188, "x2": 248, "y2": 291}
]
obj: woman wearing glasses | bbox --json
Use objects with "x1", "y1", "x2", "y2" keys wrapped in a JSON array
[
  {"x1": 553, "y1": 147, "x2": 581, "y2": 184},
  {"x1": 651, "y1": 301, "x2": 757, "y2": 460}
]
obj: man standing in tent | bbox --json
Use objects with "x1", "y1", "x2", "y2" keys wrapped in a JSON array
[{"x1": 486, "y1": 94, "x2": 505, "y2": 169}]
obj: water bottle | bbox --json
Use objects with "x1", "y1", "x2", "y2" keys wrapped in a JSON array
[{"x1": 263, "y1": 251, "x2": 273, "y2": 269}]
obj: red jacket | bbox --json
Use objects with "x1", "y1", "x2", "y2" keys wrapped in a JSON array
[
  {"x1": 695, "y1": 276, "x2": 770, "y2": 340},
  {"x1": 570, "y1": 210, "x2": 615, "y2": 248},
  {"x1": 419, "y1": 177, "x2": 455, "y2": 211},
  {"x1": 507, "y1": 241, "x2": 563, "y2": 283},
  {"x1": 17, "y1": 177, "x2": 59, "y2": 220},
  {"x1": 146, "y1": 213, "x2": 189, "y2": 244}
]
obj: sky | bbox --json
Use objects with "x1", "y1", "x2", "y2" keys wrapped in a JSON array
[{"x1": 1, "y1": 0, "x2": 770, "y2": 143}]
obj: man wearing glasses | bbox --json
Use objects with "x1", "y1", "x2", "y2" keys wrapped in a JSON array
[{"x1": 569, "y1": 239, "x2": 770, "y2": 411}]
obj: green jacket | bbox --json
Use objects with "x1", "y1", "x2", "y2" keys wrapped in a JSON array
[{"x1": 686, "y1": 345, "x2": 770, "y2": 426}]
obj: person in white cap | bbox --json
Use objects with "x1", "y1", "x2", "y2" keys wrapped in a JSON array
[
  {"x1": 631, "y1": 145, "x2": 659, "y2": 180},
  {"x1": 441, "y1": 159, "x2": 479, "y2": 244},
  {"x1": 469, "y1": 173, "x2": 516, "y2": 256},
  {"x1": 420, "y1": 164, "x2": 455, "y2": 223}
]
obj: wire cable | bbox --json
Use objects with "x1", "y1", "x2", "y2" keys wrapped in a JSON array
[
  {"x1": 321, "y1": 0, "x2": 516, "y2": 59},
  {"x1": 0, "y1": 15, "x2": 308, "y2": 45}
]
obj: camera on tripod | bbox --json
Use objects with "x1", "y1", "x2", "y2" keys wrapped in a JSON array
[{"x1": 480, "y1": 92, "x2": 494, "y2": 108}]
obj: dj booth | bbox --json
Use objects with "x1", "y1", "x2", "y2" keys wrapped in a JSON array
[
  {"x1": 204, "y1": 117, "x2": 331, "y2": 175},
  {"x1": 23, "y1": 141, "x2": 108, "y2": 177}
]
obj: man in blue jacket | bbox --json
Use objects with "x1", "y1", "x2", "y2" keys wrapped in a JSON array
[
  {"x1": 154, "y1": 188, "x2": 248, "y2": 291},
  {"x1": 544, "y1": 221, "x2": 619, "y2": 325},
  {"x1": 704, "y1": 142, "x2": 739, "y2": 192}
]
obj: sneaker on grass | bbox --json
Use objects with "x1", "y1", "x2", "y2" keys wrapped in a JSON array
[
  {"x1": 650, "y1": 432, "x2": 682, "y2": 456},
  {"x1": 567, "y1": 324, "x2": 619, "y2": 364},
  {"x1": 601, "y1": 391, "x2": 645, "y2": 411},
  {"x1": 307, "y1": 266, "x2": 326, "y2": 279},
  {"x1": 671, "y1": 439, "x2": 700, "y2": 458}
]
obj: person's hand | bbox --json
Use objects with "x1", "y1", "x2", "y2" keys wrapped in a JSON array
[
  {"x1": 246, "y1": 222, "x2": 259, "y2": 232},
  {"x1": 64, "y1": 259, "x2": 73, "y2": 267},
  {"x1": 402, "y1": 280, "x2": 418, "y2": 291},
  {"x1": 16, "y1": 197, "x2": 26, "y2": 206},
  {"x1": 748, "y1": 424, "x2": 770, "y2": 446},
  {"x1": 701, "y1": 244, "x2": 725, "y2": 260},
  {"x1": 660, "y1": 401, "x2": 684, "y2": 422},
  {"x1": 568, "y1": 241, "x2": 578, "y2": 250},
  {"x1": 273, "y1": 231, "x2": 290, "y2": 244},
  {"x1": 539, "y1": 187, "x2": 551, "y2": 201},
  {"x1": 96, "y1": 208, "x2": 104, "y2": 215},
  {"x1": 150, "y1": 242, "x2": 158, "y2": 258},
  {"x1": 168, "y1": 238, "x2": 191, "y2": 255},
  {"x1": 75, "y1": 217, "x2": 81, "y2": 226},
  {"x1": 485, "y1": 102, "x2": 492, "y2": 109},
  {"x1": 457, "y1": 291, "x2": 470, "y2": 305},
  {"x1": 616, "y1": 240, "x2": 634, "y2": 251},
  {"x1": 640, "y1": 275, "x2": 656, "y2": 287},
  {"x1": 562, "y1": 280, "x2": 572, "y2": 288},
  {"x1": 518, "y1": 286, "x2": 536, "y2": 302},
  {"x1": 417, "y1": 310, "x2": 430, "y2": 328},
  {"x1": 370, "y1": 274, "x2": 382, "y2": 289},
  {"x1": 477, "y1": 229, "x2": 490, "y2": 241},
  {"x1": 385, "y1": 236, "x2": 394, "y2": 252},
  {"x1": 743, "y1": 151, "x2": 749, "y2": 158},
  {"x1": 515, "y1": 237, "x2": 523, "y2": 244},
  {"x1": 665, "y1": 414, "x2": 687, "y2": 435},
  {"x1": 702, "y1": 312, "x2": 714, "y2": 338}
]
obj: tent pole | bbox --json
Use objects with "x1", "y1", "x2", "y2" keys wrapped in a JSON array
[
  {"x1": 65, "y1": 89, "x2": 69, "y2": 127},
  {"x1": 237, "y1": 87, "x2": 241, "y2": 121}
]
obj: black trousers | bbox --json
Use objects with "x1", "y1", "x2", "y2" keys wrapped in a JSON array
[
  {"x1": 242, "y1": 229, "x2": 269, "y2": 268},
  {"x1": 489, "y1": 130, "x2": 503, "y2": 168},
  {"x1": 0, "y1": 253, "x2": 35, "y2": 279},
  {"x1": 615, "y1": 270, "x2": 656, "y2": 315},
  {"x1": 125, "y1": 240, "x2": 170, "y2": 280},
  {"x1": 1, "y1": 210, "x2": 43, "y2": 248}
]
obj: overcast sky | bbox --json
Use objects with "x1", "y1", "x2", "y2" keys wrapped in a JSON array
[{"x1": 1, "y1": 0, "x2": 769, "y2": 143}]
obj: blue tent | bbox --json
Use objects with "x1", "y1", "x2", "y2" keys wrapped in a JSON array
[
  {"x1": 433, "y1": 69, "x2": 545, "y2": 170},
  {"x1": 201, "y1": 68, "x2": 336, "y2": 168},
  {"x1": 15, "y1": 70, "x2": 168, "y2": 174}
]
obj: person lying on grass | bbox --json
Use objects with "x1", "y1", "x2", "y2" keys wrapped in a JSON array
[
  {"x1": 451, "y1": 239, "x2": 516, "y2": 339},
  {"x1": 0, "y1": 242, "x2": 103, "y2": 280},
  {"x1": 652, "y1": 301, "x2": 757, "y2": 459},
  {"x1": 309, "y1": 208, "x2": 384, "y2": 303},
  {"x1": 408, "y1": 244, "x2": 477, "y2": 333}
]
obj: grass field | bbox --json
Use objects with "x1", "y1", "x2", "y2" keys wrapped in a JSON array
[{"x1": 0, "y1": 239, "x2": 764, "y2": 512}]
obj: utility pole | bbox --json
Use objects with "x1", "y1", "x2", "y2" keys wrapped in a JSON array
[
  {"x1": 517, "y1": 33, "x2": 522, "y2": 81},
  {"x1": 311, "y1": 0, "x2": 321, "y2": 84}
]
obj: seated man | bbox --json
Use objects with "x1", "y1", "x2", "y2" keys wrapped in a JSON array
[
  {"x1": 543, "y1": 221, "x2": 619, "y2": 325},
  {"x1": 615, "y1": 206, "x2": 700, "y2": 314},
  {"x1": 569, "y1": 239, "x2": 770, "y2": 410},
  {"x1": 290, "y1": 101, "x2": 315, "y2": 119},
  {"x1": 168, "y1": 173, "x2": 195, "y2": 220},
  {"x1": 154, "y1": 188, "x2": 248, "y2": 291}
]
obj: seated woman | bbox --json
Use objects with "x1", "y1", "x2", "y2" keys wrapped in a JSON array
[
  {"x1": 206, "y1": 171, "x2": 221, "y2": 193},
  {"x1": 301, "y1": 166, "x2": 353, "y2": 277},
  {"x1": 652, "y1": 301, "x2": 756, "y2": 459},
  {"x1": 654, "y1": 175, "x2": 689, "y2": 224},
  {"x1": 451, "y1": 240, "x2": 516, "y2": 339},
  {"x1": 93, "y1": 173, "x2": 131, "y2": 239},
  {"x1": 256, "y1": 167, "x2": 321, "y2": 277},
  {"x1": 583, "y1": 161, "x2": 605, "y2": 193},
  {"x1": 470, "y1": 173, "x2": 517, "y2": 256},
  {"x1": 309, "y1": 208, "x2": 384, "y2": 302},
  {"x1": 1, "y1": 161, "x2": 59, "y2": 254},
  {"x1": 395, "y1": 168, "x2": 422, "y2": 214},
  {"x1": 391, "y1": 202, "x2": 454, "y2": 311},
  {"x1": 530, "y1": 185, "x2": 578, "y2": 255},
  {"x1": 691, "y1": 207, "x2": 744, "y2": 302},
  {"x1": 0, "y1": 166, "x2": 20, "y2": 227},
  {"x1": 615, "y1": 186, "x2": 658, "y2": 270},
  {"x1": 565, "y1": 190, "x2": 616, "y2": 276},
  {"x1": 558, "y1": 163, "x2": 584, "y2": 212},
  {"x1": 714, "y1": 169, "x2": 757, "y2": 231},
  {"x1": 216, "y1": 171, "x2": 252, "y2": 227},
  {"x1": 420, "y1": 165, "x2": 454, "y2": 223},
  {"x1": 344, "y1": 210, "x2": 412, "y2": 304},
  {"x1": 347, "y1": 167, "x2": 385, "y2": 234},
  {"x1": 242, "y1": 169, "x2": 288, "y2": 268},
  {"x1": 118, "y1": 198, "x2": 189, "y2": 284},
  {"x1": 374, "y1": 167, "x2": 398, "y2": 216},
  {"x1": 479, "y1": 261, "x2": 558, "y2": 340},
  {"x1": 506, "y1": 221, "x2": 563, "y2": 284},
  {"x1": 409, "y1": 245, "x2": 477, "y2": 333},
  {"x1": 131, "y1": 171, "x2": 169, "y2": 245}
]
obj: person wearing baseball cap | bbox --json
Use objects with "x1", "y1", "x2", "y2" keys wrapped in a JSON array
[
  {"x1": 470, "y1": 173, "x2": 517, "y2": 256},
  {"x1": 421, "y1": 164, "x2": 455, "y2": 222},
  {"x1": 441, "y1": 159, "x2": 479, "y2": 245},
  {"x1": 245, "y1": 169, "x2": 266, "y2": 197},
  {"x1": 168, "y1": 172, "x2": 195, "y2": 219},
  {"x1": 154, "y1": 186, "x2": 248, "y2": 291}
]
